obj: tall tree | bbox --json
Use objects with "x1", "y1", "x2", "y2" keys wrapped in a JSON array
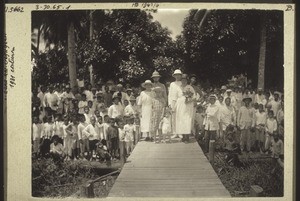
[{"x1": 31, "y1": 11, "x2": 88, "y2": 88}]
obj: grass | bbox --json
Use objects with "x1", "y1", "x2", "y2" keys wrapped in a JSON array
[
  {"x1": 32, "y1": 158, "x2": 117, "y2": 197},
  {"x1": 197, "y1": 139, "x2": 284, "y2": 197}
]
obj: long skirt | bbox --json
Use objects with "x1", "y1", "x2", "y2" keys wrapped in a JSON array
[
  {"x1": 175, "y1": 97, "x2": 194, "y2": 135},
  {"x1": 140, "y1": 104, "x2": 152, "y2": 133},
  {"x1": 150, "y1": 99, "x2": 164, "y2": 133}
]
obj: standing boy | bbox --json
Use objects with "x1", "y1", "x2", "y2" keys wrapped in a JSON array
[{"x1": 237, "y1": 97, "x2": 255, "y2": 153}]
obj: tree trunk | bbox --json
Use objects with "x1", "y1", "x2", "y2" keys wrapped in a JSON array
[
  {"x1": 67, "y1": 21, "x2": 77, "y2": 88},
  {"x1": 89, "y1": 10, "x2": 95, "y2": 86},
  {"x1": 257, "y1": 14, "x2": 267, "y2": 90},
  {"x1": 37, "y1": 26, "x2": 41, "y2": 53}
]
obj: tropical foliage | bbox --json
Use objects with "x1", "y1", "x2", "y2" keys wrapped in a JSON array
[{"x1": 31, "y1": 9, "x2": 283, "y2": 89}]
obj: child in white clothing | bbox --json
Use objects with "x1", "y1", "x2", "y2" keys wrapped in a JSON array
[
  {"x1": 32, "y1": 117, "x2": 42, "y2": 157},
  {"x1": 124, "y1": 117, "x2": 135, "y2": 155},
  {"x1": 40, "y1": 116, "x2": 55, "y2": 157},
  {"x1": 78, "y1": 94, "x2": 88, "y2": 114},
  {"x1": 117, "y1": 120, "x2": 126, "y2": 162},
  {"x1": 265, "y1": 110, "x2": 277, "y2": 153},
  {"x1": 159, "y1": 110, "x2": 172, "y2": 143}
]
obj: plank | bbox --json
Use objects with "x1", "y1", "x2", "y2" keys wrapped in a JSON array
[{"x1": 108, "y1": 139, "x2": 230, "y2": 198}]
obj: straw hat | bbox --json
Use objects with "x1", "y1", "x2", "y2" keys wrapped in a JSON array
[
  {"x1": 172, "y1": 69, "x2": 183, "y2": 77},
  {"x1": 141, "y1": 80, "x2": 154, "y2": 88},
  {"x1": 226, "y1": 89, "x2": 232, "y2": 93},
  {"x1": 151, "y1": 71, "x2": 161, "y2": 78}
]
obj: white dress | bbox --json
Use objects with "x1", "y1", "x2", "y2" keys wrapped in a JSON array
[
  {"x1": 137, "y1": 90, "x2": 154, "y2": 133},
  {"x1": 175, "y1": 85, "x2": 196, "y2": 135}
]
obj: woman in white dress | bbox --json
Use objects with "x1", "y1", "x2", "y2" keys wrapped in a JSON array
[
  {"x1": 137, "y1": 80, "x2": 155, "y2": 141},
  {"x1": 175, "y1": 74, "x2": 196, "y2": 143},
  {"x1": 168, "y1": 69, "x2": 183, "y2": 138}
]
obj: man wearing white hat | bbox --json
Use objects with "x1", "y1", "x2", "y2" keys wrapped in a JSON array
[
  {"x1": 168, "y1": 69, "x2": 183, "y2": 138},
  {"x1": 151, "y1": 70, "x2": 167, "y2": 106}
]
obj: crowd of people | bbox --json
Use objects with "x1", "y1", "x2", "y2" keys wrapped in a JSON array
[{"x1": 32, "y1": 69, "x2": 284, "y2": 165}]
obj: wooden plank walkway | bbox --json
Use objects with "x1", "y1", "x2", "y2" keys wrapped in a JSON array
[{"x1": 108, "y1": 140, "x2": 231, "y2": 198}]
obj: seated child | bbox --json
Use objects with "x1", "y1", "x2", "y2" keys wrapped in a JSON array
[
  {"x1": 95, "y1": 140, "x2": 111, "y2": 162},
  {"x1": 271, "y1": 134, "x2": 284, "y2": 173},
  {"x1": 50, "y1": 135, "x2": 65, "y2": 162}
]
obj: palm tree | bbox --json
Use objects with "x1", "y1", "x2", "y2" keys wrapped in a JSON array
[
  {"x1": 257, "y1": 14, "x2": 267, "y2": 90},
  {"x1": 32, "y1": 11, "x2": 88, "y2": 88}
]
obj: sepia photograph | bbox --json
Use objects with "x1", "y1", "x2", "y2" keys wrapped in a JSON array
[{"x1": 29, "y1": 6, "x2": 286, "y2": 199}]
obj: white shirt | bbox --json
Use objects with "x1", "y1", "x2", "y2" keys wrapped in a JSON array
[
  {"x1": 124, "y1": 124, "x2": 135, "y2": 142},
  {"x1": 50, "y1": 143, "x2": 64, "y2": 155},
  {"x1": 43, "y1": 92, "x2": 59, "y2": 110},
  {"x1": 277, "y1": 109, "x2": 284, "y2": 125},
  {"x1": 124, "y1": 104, "x2": 136, "y2": 116},
  {"x1": 266, "y1": 118, "x2": 277, "y2": 134},
  {"x1": 223, "y1": 95, "x2": 237, "y2": 109},
  {"x1": 270, "y1": 100, "x2": 281, "y2": 116},
  {"x1": 103, "y1": 123, "x2": 110, "y2": 140},
  {"x1": 118, "y1": 128, "x2": 125, "y2": 141},
  {"x1": 255, "y1": 111, "x2": 267, "y2": 128},
  {"x1": 84, "y1": 113, "x2": 91, "y2": 124},
  {"x1": 161, "y1": 117, "x2": 171, "y2": 134},
  {"x1": 168, "y1": 81, "x2": 182, "y2": 110},
  {"x1": 78, "y1": 101, "x2": 88, "y2": 114},
  {"x1": 53, "y1": 121, "x2": 64, "y2": 138},
  {"x1": 204, "y1": 104, "x2": 220, "y2": 131},
  {"x1": 96, "y1": 123, "x2": 104, "y2": 140},
  {"x1": 41, "y1": 123, "x2": 55, "y2": 139},
  {"x1": 37, "y1": 91, "x2": 45, "y2": 108},
  {"x1": 78, "y1": 122, "x2": 88, "y2": 140},
  {"x1": 83, "y1": 124, "x2": 98, "y2": 140},
  {"x1": 108, "y1": 104, "x2": 124, "y2": 118},
  {"x1": 32, "y1": 123, "x2": 42, "y2": 140},
  {"x1": 254, "y1": 94, "x2": 265, "y2": 105},
  {"x1": 237, "y1": 106, "x2": 255, "y2": 129},
  {"x1": 220, "y1": 105, "x2": 236, "y2": 131},
  {"x1": 84, "y1": 90, "x2": 94, "y2": 102}
]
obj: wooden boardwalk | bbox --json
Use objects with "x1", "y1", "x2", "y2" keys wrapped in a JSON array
[{"x1": 108, "y1": 139, "x2": 231, "y2": 198}]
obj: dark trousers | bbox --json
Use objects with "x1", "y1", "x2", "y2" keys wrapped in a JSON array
[
  {"x1": 40, "y1": 139, "x2": 51, "y2": 157},
  {"x1": 204, "y1": 130, "x2": 217, "y2": 153}
]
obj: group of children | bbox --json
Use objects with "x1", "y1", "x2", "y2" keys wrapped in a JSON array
[
  {"x1": 32, "y1": 82, "x2": 146, "y2": 162},
  {"x1": 193, "y1": 86, "x2": 284, "y2": 166},
  {"x1": 32, "y1": 80, "x2": 284, "y2": 166}
]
